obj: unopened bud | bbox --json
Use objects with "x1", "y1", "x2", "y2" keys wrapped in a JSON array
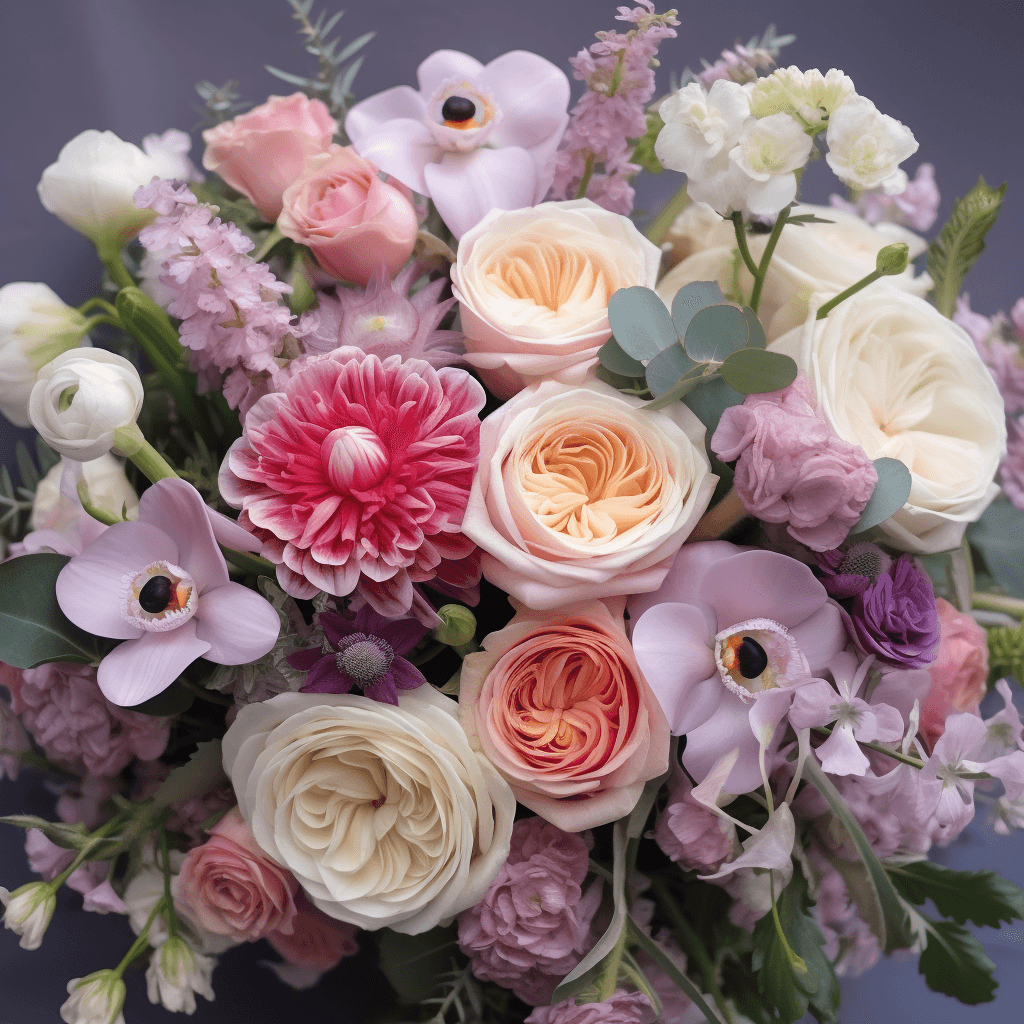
[
  {"x1": 432, "y1": 604, "x2": 477, "y2": 647},
  {"x1": 876, "y1": 242, "x2": 910, "y2": 276}
]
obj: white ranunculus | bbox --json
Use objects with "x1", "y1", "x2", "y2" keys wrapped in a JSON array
[
  {"x1": 728, "y1": 113, "x2": 813, "y2": 216},
  {"x1": 0, "y1": 882, "x2": 56, "y2": 950},
  {"x1": 452, "y1": 199, "x2": 661, "y2": 398},
  {"x1": 146, "y1": 936, "x2": 215, "y2": 1014},
  {"x1": 748, "y1": 66, "x2": 856, "y2": 129},
  {"x1": 31, "y1": 455, "x2": 139, "y2": 532},
  {"x1": 770, "y1": 285, "x2": 1006, "y2": 553},
  {"x1": 222, "y1": 686, "x2": 515, "y2": 935},
  {"x1": 656, "y1": 202, "x2": 930, "y2": 341},
  {"x1": 29, "y1": 349, "x2": 144, "y2": 462},
  {"x1": 825, "y1": 95, "x2": 918, "y2": 192},
  {"x1": 37, "y1": 129, "x2": 185, "y2": 247},
  {"x1": 0, "y1": 283, "x2": 91, "y2": 427},
  {"x1": 60, "y1": 971, "x2": 126, "y2": 1024}
]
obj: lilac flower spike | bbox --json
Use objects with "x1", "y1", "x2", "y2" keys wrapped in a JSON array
[{"x1": 55, "y1": 479, "x2": 281, "y2": 707}]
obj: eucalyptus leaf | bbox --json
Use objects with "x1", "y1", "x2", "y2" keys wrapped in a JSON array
[
  {"x1": 152, "y1": 740, "x2": 228, "y2": 809},
  {"x1": 742, "y1": 306, "x2": 767, "y2": 349},
  {"x1": 599, "y1": 337, "x2": 646, "y2": 378},
  {"x1": 607, "y1": 287, "x2": 679, "y2": 360},
  {"x1": 683, "y1": 304, "x2": 750, "y2": 362},
  {"x1": 671, "y1": 281, "x2": 725, "y2": 338},
  {"x1": 719, "y1": 349, "x2": 798, "y2": 395},
  {"x1": 684, "y1": 376, "x2": 744, "y2": 435},
  {"x1": 595, "y1": 365, "x2": 647, "y2": 394},
  {"x1": 850, "y1": 458, "x2": 912, "y2": 534},
  {"x1": 645, "y1": 344, "x2": 697, "y2": 398},
  {"x1": 644, "y1": 372, "x2": 703, "y2": 411}
]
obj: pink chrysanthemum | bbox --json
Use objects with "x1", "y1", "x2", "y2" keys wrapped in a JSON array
[{"x1": 219, "y1": 348, "x2": 485, "y2": 616}]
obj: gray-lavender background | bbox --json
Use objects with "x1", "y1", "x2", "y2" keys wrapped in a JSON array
[{"x1": 1, "y1": 1, "x2": 1022, "y2": 1021}]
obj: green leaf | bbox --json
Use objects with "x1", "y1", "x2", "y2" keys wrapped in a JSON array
[
  {"x1": 35, "y1": 437, "x2": 60, "y2": 475},
  {"x1": 683, "y1": 303, "x2": 750, "y2": 363},
  {"x1": 630, "y1": 110, "x2": 665, "y2": 174},
  {"x1": 599, "y1": 337, "x2": 646, "y2": 378},
  {"x1": 786, "y1": 213, "x2": 835, "y2": 225},
  {"x1": 376, "y1": 924, "x2": 459, "y2": 1002},
  {"x1": 742, "y1": 306, "x2": 767, "y2": 349},
  {"x1": 645, "y1": 344, "x2": 698, "y2": 398},
  {"x1": 643, "y1": 371, "x2": 703, "y2": 411},
  {"x1": 719, "y1": 349, "x2": 798, "y2": 395},
  {"x1": 928, "y1": 176, "x2": 1006, "y2": 317},
  {"x1": 851, "y1": 457, "x2": 912, "y2": 533},
  {"x1": 607, "y1": 286, "x2": 678, "y2": 360},
  {"x1": 970, "y1": 502, "x2": 1024, "y2": 598},
  {"x1": 15, "y1": 441, "x2": 39, "y2": 492},
  {"x1": 152, "y1": 741, "x2": 228, "y2": 809},
  {"x1": 802, "y1": 758, "x2": 913, "y2": 953},
  {"x1": 0, "y1": 815, "x2": 88, "y2": 849},
  {"x1": 889, "y1": 861, "x2": 1024, "y2": 928},
  {"x1": 595, "y1": 364, "x2": 647, "y2": 394},
  {"x1": 684, "y1": 376, "x2": 744, "y2": 435},
  {"x1": 264, "y1": 64, "x2": 316, "y2": 89},
  {"x1": 918, "y1": 918, "x2": 997, "y2": 1004},
  {"x1": 0, "y1": 553, "x2": 102, "y2": 669},
  {"x1": 334, "y1": 30, "x2": 375, "y2": 66},
  {"x1": 671, "y1": 281, "x2": 725, "y2": 339},
  {"x1": 131, "y1": 679, "x2": 195, "y2": 717},
  {"x1": 333, "y1": 55, "x2": 365, "y2": 106}
]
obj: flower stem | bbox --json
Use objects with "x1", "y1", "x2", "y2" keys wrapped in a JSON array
[
  {"x1": 159, "y1": 828, "x2": 180, "y2": 937},
  {"x1": 77, "y1": 480, "x2": 122, "y2": 526},
  {"x1": 576, "y1": 153, "x2": 597, "y2": 200},
  {"x1": 748, "y1": 207, "x2": 790, "y2": 314},
  {"x1": 645, "y1": 182, "x2": 691, "y2": 247},
  {"x1": 96, "y1": 241, "x2": 136, "y2": 290},
  {"x1": 769, "y1": 872, "x2": 808, "y2": 975},
  {"x1": 0, "y1": 747, "x2": 78, "y2": 778},
  {"x1": 598, "y1": 920, "x2": 630, "y2": 1002},
  {"x1": 113, "y1": 897, "x2": 165, "y2": 979},
  {"x1": 973, "y1": 592, "x2": 1024, "y2": 619},
  {"x1": 730, "y1": 212, "x2": 760, "y2": 278},
  {"x1": 78, "y1": 297, "x2": 120, "y2": 318},
  {"x1": 810, "y1": 726, "x2": 926, "y2": 768},
  {"x1": 687, "y1": 486, "x2": 747, "y2": 543},
  {"x1": 112, "y1": 424, "x2": 178, "y2": 482},
  {"x1": 175, "y1": 676, "x2": 233, "y2": 707},
  {"x1": 815, "y1": 269, "x2": 884, "y2": 320},
  {"x1": 220, "y1": 545, "x2": 276, "y2": 578}
]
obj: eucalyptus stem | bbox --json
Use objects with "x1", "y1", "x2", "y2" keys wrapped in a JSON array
[
  {"x1": 730, "y1": 212, "x2": 759, "y2": 278},
  {"x1": 815, "y1": 269, "x2": 884, "y2": 320},
  {"x1": 748, "y1": 207, "x2": 790, "y2": 314},
  {"x1": 645, "y1": 182, "x2": 691, "y2": 247}
]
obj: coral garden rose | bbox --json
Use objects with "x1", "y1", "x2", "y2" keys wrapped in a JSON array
[
  {"x1": 452, "y1": 200, "x2": 661, "y2": 398},
  {"x1": 221, "y1": 685, "x2": 515, "y2": 934},
  {"x1": 461, "y1": 379, "x2": 715, "y2": 610},
  {"x1": 770, "y1": 285, "x2": 1006, "y2": 553},
  {"x1": 202, "y1": 93, "x2": 338, "y2": 221},
  {"x1": 277, "y1": 144, "x2": 419, "y2": 286},
  {"x1": 460, "y1": 600, "x2": 670, "y2": 830},
  {"x1": 177, "y1": 808, "x2": 299, "y2": 942},
  {"x1": 219, "y1": 349, "x2": 485, "y2": 617}
]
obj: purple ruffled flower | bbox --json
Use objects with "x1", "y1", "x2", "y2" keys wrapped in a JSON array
[
  {"x1": 815, "y1": 542, "x2": 893, "y2": 599},
  {"x1": 526, "y1": 991, "x2": 656, "y2": 1024},
  {"x1": 286, "y1": 606, "x2": 427, "y2": 706}
]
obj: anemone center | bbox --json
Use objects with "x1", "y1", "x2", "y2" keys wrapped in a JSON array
[
  {"x1": 715, "y1": 618, "x2": 801, "y2": 700},
  {"x1": 336, "y1": 633, "x2": 395, "y2": 683},
  {"x1": 125, "y1": 561, "x2": 197, "y2": 632},
  {"x1": 321, "y1": 426, "x2": 390, "y2": 492}
]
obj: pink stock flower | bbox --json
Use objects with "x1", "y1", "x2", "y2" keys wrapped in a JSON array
[
  {"x1": 653, "y1": 765, "x2": 735, "y2": 873},
  {"x1": 5, "y1": 661, "x2": 169, "y2": 774},
  {"x1": 1000, "y1": 418, "x2": 1024, "y2": 510},
  {"x1": 202, "y1": 93, "x2": 338, "y2": 221},
  {"x1": 345, "y1": 49, "x2": 570, "y2": 239},
  {"x1": 829, "y1": 163, "x2": 940, "y2": 232},
  {"x1": 278, "y1": 145, "x2": 419, "y2": 286},
  {"x1": 55, "y1": 478, "x2": 280, "y2": 707},
  {"x1": 265, "y1": 892, "x2": 359, "y2": 990},
  {"x1": 526, "y1": 991, "x2": 657, "y2": 1024},
  {"x1": 56, "y1": 775, "x2": 116, "y2": 830},
  {"x1": 712, "y1": 373, "x2": 877, "y2": 552},
  {"x1": 177, "y1": 808, "x2": 299, "y2": 942},
  {"x1": 919, "y1": 598, "x2": 989, "y2": 749},
  {"x1": 955, "y1": 294, "x2": 1024, "y2": 417},
  {"x1": 458, "y1": 816, "x2": 601, "y2": 1006},
  {"x1": 0, "y1": 665, "x2": 29, "y2": 780},
  {"x1": 219, "y1": 349, "x2": 484, "y2": 618}
]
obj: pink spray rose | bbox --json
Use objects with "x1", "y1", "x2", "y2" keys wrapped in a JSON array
[
  {"x1": 202, "y1": 93, "x2": 337, "y2": 221},
  {"x1": 654, "y1": 765, "x2": 736, "y2": 873},
  {"x1": 266, "y1": 892, "x2": 358, "y2": 981},
  {"x1": 278, "y1": 145, "x2": 419, "y2": 286},
  {"x1": 919, "y1": 598, "x2": 989, "y2": 749},
  {"x1": 176, "y1": 808, "x2": 299, "y2": 943},
  {"x1": 526, "y1": 991, "x2": 657, "y2": 1024}
]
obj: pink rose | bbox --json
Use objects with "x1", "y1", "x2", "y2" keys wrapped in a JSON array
[
  {"x1": 266, "y1": 893, "x2": 358, "y2": 973},
  {"x1": 176, "y1": 808, "x2": 299, "y2": 942},
  {"x1": 653, "y1": 767, "x2": 735, "y2": 874},
  {"x1": 277, "y1": 145, "x2": 418, "y2": 286},
  {"x1": 459, "y1": 600, "x2": 670, "y2": 831},
  {"x1": 919, "y1": 598, "x2": 989, "y2": 749},
  {"x1": 202, "y1": 93, "x2": 337, "y2": 221}
]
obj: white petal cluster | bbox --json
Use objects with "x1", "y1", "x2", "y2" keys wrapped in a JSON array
[
  {"x1": 748, "y1": 66, "x2": 855, "y2": 129},
  {"x1": 146, "y1": 935, "x2": 216, "y2": 1015},
  {"x1": 60, "y1": 971, "x2": 126, "y2": 1024},
  {"x1": 825, "y1": 94, "x2": 919, "y2": 192},
  {"x1": 0, "y1": 882, "x2": 56, "y2": 950}
]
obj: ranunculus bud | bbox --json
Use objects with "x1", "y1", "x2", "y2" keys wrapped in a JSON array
[
  {"x1": 432, "y1": 604, "x2": 477, "y2": 647},
  {"x1": 60, "y1": 970, "x2": 127, "y2": 1024},
  {"x1": 0, "y1": 283, "x2": 91, "y2": 427},
  {"x1": 876, "y1": 242, "x2": 910, "y2": 275},
  {"x1": 29, "y1": 349, "x2": 144, "y2": 462}
]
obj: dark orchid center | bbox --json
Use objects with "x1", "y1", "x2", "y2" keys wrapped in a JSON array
[
  {"x1": 442, "y1": 95, "x2": 476, "y2": 123},
  {"x1": 138, "y1": 574, "x2": 173, "y2": 613},
  {"x1": 336, "y1": 633, "x2": 395, "y2": 683},
  {"x1": 736, "y1": 636, "x2": 768, "y2": 679}
]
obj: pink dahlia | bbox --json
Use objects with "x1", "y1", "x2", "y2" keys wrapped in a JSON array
[{"x1": 219, "y1": 349, "x2": 485, "y2": 616}]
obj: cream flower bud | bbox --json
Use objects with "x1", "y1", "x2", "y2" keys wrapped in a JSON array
[
  {"x1": 1, "y1": 882, "x2": 56, "y2": 950},
  {"x1": 146, "y1": 936, "x2": 216, "y2": 1015},
  {"x1": 748, "y1": 66, "x2": 856, "y2": 129},
  {"x1": 60, "y1": 970, "x2": 126, "y2": 1024},
  {"x1": 29, "y1": 349, "x2": 144, "y2": 462},
  {"x1": 0, "y1": 283, "x2": 91, "y2": 428},
  {"x1": 825, "y1": 95, "x2": 918, "y2": 192}
]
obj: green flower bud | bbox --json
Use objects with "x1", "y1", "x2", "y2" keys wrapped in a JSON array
[
  {"x1": 876, "y1": 242, "x2": 910, "y2": 276},
  {"x1": 432, "y1": 604, "x2": 477, "y2": 647}
]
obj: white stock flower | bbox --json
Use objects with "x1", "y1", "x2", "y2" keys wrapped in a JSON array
[
  {"x1": 29, "y1": 349, "x2": 144, "y2": 462},
  {"x1": 0, "y1": 282, "x2": 91, "y2": 428},
  {"x1": 142, "y1": 128, "x2": 202, "y2": 183},
  {"x1": 1, "y1": 882, "x2": 56, "y2": 950},
  {"x1": 770, "y1": 285, "x2": 1006, "y2": 553},
  {"x1": 146, "y1": 935, "x2": 216, "y2": 1014},
  {"x1": 729, "y1": 113, "x2": 813, "y2": 216},
  {"x1": 826, "y1": 95, "x2": 918, "y2": 191},
  {"x1": 748, "y1": 66, "x2": 856, "y2": 129},
  {"x1": 60, "y1": 971, "x2": 126, "y2": 1024}
]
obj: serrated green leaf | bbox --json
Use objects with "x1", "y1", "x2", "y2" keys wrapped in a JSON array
[
  {"x1": 377, "y1": 924, "x2": 459, "y2": 1002},
  {"x1": 719, "y1": 349, "x2": 798, "y2": 395},
  {"x1": 671, "y1": 281, "x2": 726, "y2": 339},
  {"x1": 928, "y1": 176, "x2": 1007, "y2": 317},
  {"x1": 918, "y1": 917, "x2": 997, "y2": 1004},
  {"x1": 645, "y1": 344, "x2": 698, "y2": 398},
  {"x1": 888, "y1": 861, "x2": 1024, "y2": 928},
  {"x1": 599, "y1": 337, "x2": 646, "y2": 377},
  {"x1": 153, "y1": 740, "x2": 227, "y2": 808},
  {"x1": 851, "y1": 457, "x2": 912, "y2": 533},
  {"x1": 683, "y1": 303, "x2": 750, "y2": 362},
  {"x1": 684, "y1": 375, "x2": 744, "y2": 435},
  {"x1": 608, "y1": 286, "x2": 679, "y2": 360},
  {"x1": 265, "y1": 65, "x2": 316, "y2": 89},
  {"x1": 0, "y1": 553, "x2": 102, "y2": 668}
]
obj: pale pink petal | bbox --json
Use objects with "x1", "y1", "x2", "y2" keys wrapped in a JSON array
[
  {"x1": 349, "y1": 117, "x2": 441, "y2": 196},
  {"x1": 194, "y1": 582, "x2": 281, "y2": 664},
  {"x1": 97, "y1": 622, "x2": 211, "y2": 707},
  {"x1": 855, "y1": 701, "x2": 905, "y2": 744},
  {"x1": 815, "y1": 723, "x2": 870, "y2": 776},
  {"x1": 699, "y1": 803, "x2": 795, "y2": 880},
  {"x1": 627, "y1": 541, "x2": 739, "y2": 626},
  {"x1": 206, "y1": 507, "x2": 263, "y2": 554},
  {"x1": 424, "y1": 147, "x2": 537, "y2": 240},
  {"x1": 55, "y1": 522, "x2": 174, "y2": 639},
  {"x1": 82, "y1": 880, "x2": 126, "y2": 915},
  {"x1": 683, "y1": 690, "x2": 765, "y2": 795},
  {"x1": 788, "y1": 601, "x2": 848, "y2": 674},
  {"x1": 345, "y1": 85, "x2": 427, "y2": 147},
  {"x1": 788, "y1": 679, "x2": 840, "y2": 730},
  {"x1": 480, "y1": 51, "x2": 571, "y2": 151},
  {"x1": 416, "y1": 49, "x2": 485, "y2": 95}
]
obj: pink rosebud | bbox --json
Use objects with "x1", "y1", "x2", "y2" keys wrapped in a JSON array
[
  {"x1": 266, "y1": 893, "x2": 358, "y2": 975},
  {"x1": 177, "y1": 808, "x2": 299, "y2": 942},
  {"x1": 202, "y1": 93, "x2": 337, "y2": 221},
  {"x1": 919, "y1": 598, "x2": 988, "y2": 750},
  {"x1": 278, "y1": 145, "x2": 418, "y2": 286},
  {"x1": 653, "y1": 768, "x2": 735, "y2": 873}
]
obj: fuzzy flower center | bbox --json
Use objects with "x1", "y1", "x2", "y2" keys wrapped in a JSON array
[
  {"x1": 124, "y1": 561, "x2": 197, "y2": 633},
  {"x1": 335, "y1": 633, "x2": 395, "y2": 683},
  {"x1": 715, "y1": 617, "x2": 799, "y2": 701},
  {"x1": 837, "y1": 541, "x2": 891, "y2": 580},
  {"x1": 321, "y1": 426, "x2": 390, "y2": 492}
]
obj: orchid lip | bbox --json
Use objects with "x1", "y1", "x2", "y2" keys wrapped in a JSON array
[
  {"x1": 714, "y1": 617, "x2": 800, "y2": 702},
  {"x1": 123, "y1": 560, "x2": 197, "y2": 632}
]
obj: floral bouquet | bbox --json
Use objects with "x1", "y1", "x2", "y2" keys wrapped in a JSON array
[{"x1": 2, "y1": 3, "x2": 1024, "y2": 1022}]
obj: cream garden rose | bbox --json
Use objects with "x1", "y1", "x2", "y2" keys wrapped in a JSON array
[
  {"x1": 222, "y1": 686, "x2": 515, "y2": 935},
  {"x1": 452, "y1": 199, "x2": 661, "y2": 398},
  {"x1": 770, "y1": 285, "x2": 1006, "y2": 553},
  {"x1": 461, "y1": 379, "x2": 716, "y2": 609},
  {"x1": 657, "y1": 202, "x2": 929, "y2": 340}
]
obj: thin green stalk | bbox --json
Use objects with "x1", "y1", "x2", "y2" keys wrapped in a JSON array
[
  {"x1": 159, "y1": 828, "x2": 180, "y2": 936},
  {"x1": 730, "y1": 212, "x2": 759, "y2": 277},
  {"x1": 112, "y1": 425, "x2": 178, "y2": 482},
  {"x1": 597, "y1": 923, "x2": 629, "y2": 1002},
  {"x1": 974, "y1": 592, "x2": 1024, "y2": 619},
  {"x1": 78, "y1": 297, "x2": 120, "y2": 318},
  {"x1": 815, "y1": 269, "x2": 884, "y2": 319},
  {"x1": 811, "y1": 726, "x2": 925, "y2": 769},
  {"x1": 748, "y1": 207, "x2": 790, "y2": 313},
  {"x1": 97, "y1": 242, "x2": 136, "y2": 290},
  {"x1": 82, "y1": 314, "x2": 122, "y2": 331},
  {"x1": 0, "y1": 747, "x2": 79, "y2": 778},
  {"x1": 221, "y1": 545, "x2": 276, "y2": 578},
  {"x1": 77, "y1": 480, "x2": 122, "y2": 526},
  {"x1": 769, "y1": 873, "x2": 807, "y2": 975},
  {"x1": 645, "y1": 182, "x2": 690, "y2": 246},
  {"x1": 113, "y1": 897, "x2": 165, "y2": 979},
  {"x1": 576, "y1": 153, "x2": 597, "y2": 200}
]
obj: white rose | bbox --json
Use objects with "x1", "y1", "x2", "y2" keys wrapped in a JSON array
[
  {"x1": 770, "y1": 285, "x2": 1006, "y2": 553},
  {"x1": 31, "y1": 455, "x2": 139, "y2": 533},
  {"x1": 748, "y1": 67, "x2": 856, "y2": 129},
  {"x1": 60, "y1": 972, "x2": 126, "y2": 1024},
  {"x1": 0, "y1": 283, "x2": 91, "y2": 427},
  {"x1": 460, "y1": 379, "x2": 716, "y2": 609},
  {"x1": 222, "y1": 686, "x2": 515, "y2": 935},
  {"x1": 453, "y1": 199, "x2": 661, "y2": 398},
  {"x1": 656, "y1": 202, "x2": 930, "y2": 340},
  {"x1": 37, "y1": 129, "x2": 183, "y2": 247},
  {"x1": 29, "y1": 349, "x2": 144, "y2": 462},
  {"x1": 825, "y1": 95, "x2": 918, "y2": 192}
]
